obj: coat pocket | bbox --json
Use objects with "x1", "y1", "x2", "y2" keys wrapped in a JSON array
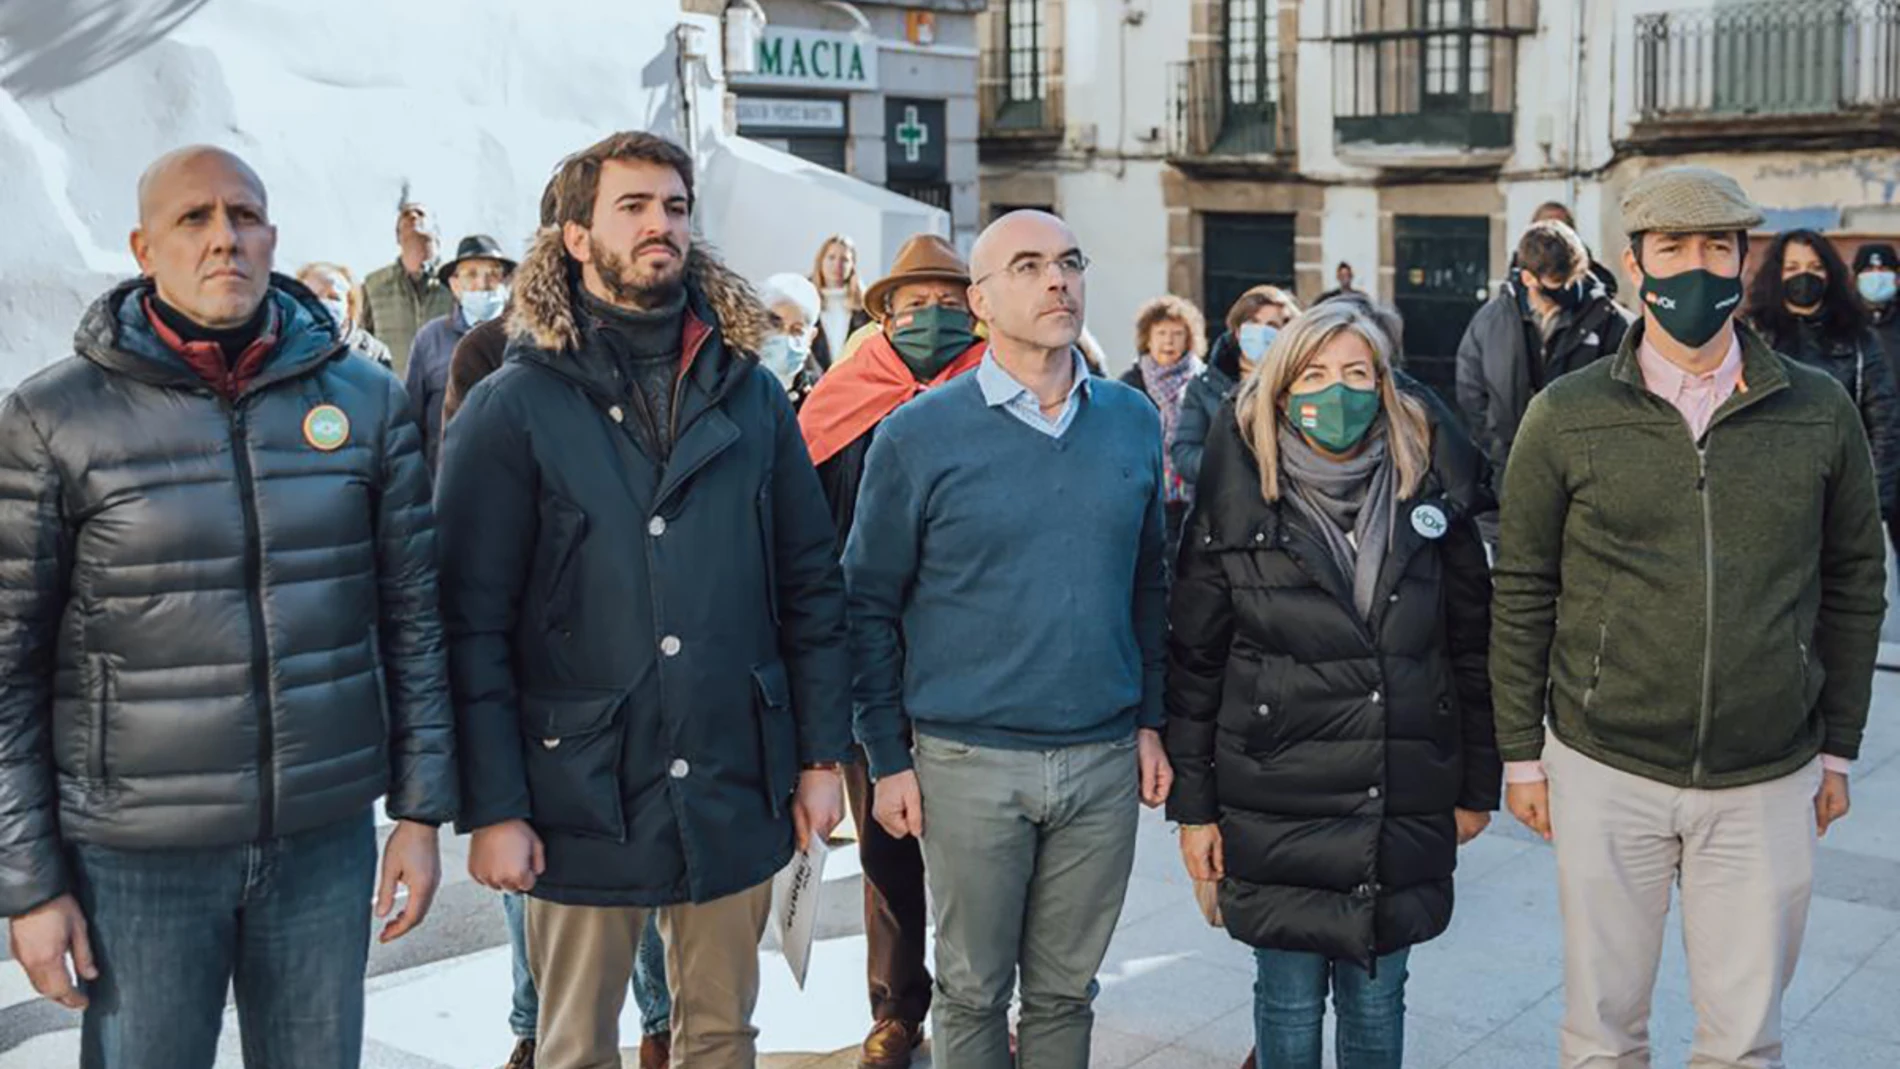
[
  {"x1": 521, "y1": 689, "x2": 628, "y2": 841},
  {"x1": 89, "y1": 658, "x2": 111, "y2": 781},
  {"x1": 538, "y1": 496, "x2": 590, "y2": 634},
  {"x1": 752, "y1": 661, "x2": 798, "y2": 817}
]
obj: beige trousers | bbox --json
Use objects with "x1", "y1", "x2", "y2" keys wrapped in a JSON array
[
  {"x1": 1546, "y1": 733, "x2": 1823, "y2": 1069},
  {"x1": 526, "y1": 880, "x2": 775, "y2": 1069}
]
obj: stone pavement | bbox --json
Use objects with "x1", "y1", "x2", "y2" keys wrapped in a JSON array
[{"x1": 3, "y1": 673, "x2": 1898, "y2": 1068}]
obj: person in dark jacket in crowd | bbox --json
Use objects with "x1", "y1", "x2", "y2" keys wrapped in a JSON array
[
  {"x1": 437, "y1": 131, "x2": 851, "y2": 1069},
  {"x1": 795, "y1": 232, "x2": 985, "y2": 1069},
  {"x1": 443, "y1": 301, "x2": 508, "y2": 427},
  {"x1": 406, "y1": 234, "x2": 515, "y2": 473},
  {"x1": 296, "y1": 260, "x2": 393, "y2": 367},
  {"x1": 1854, "y1": 242, "x2": 1900, "y2": 388},
  {"x1": 1174, "y1": 285, "x2": 1301, "y2": 491},
  {"x1": 757, "y1": 272, "x2": 825, "y2": 409},
  {"x1": 849, "y1": 210, "x2": 1174, "y2": 1069},
  {"x1": 1495, "y1": 168, "x2": 1883, "y2": 1068},
  {"x1": 1527, "y1": 201, "x2": 1621, "y2": 298},
  {"x1": 1317, "y1": 262, "x2": 1359, "y2": 304},
  {"x1": 361, "y1": 197, "x2": 454, "y2": 377},
  {"x1": 1745, "y1": 228, "x2": 1900, "y2": 528},
  {"x1": 0, "y1": 146, "x2": 455, "y2": 1068},
  {"x1": 1456, "y1": 221, "x2": 1633, "y2": 479},
  {"x1": 810, "y1": 233, "x2": 873, "y2": 371},
  {"x1": 1119, "y1": 295, "x2": 1208, "y2": 561},
  {"x1": 1167, "y1": 298, "x2": 1500, "y2": 1069}
]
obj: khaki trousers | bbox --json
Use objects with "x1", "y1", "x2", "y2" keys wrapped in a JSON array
[
  {"x1": 1546, "y1": 733, "x2": 1823, "y2": 1069},
  {"x1": 526, "y1": 880, "x2": 774, "y2": 1069}
]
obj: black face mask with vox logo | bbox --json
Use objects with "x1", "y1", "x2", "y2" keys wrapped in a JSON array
[{"x1": 1640, "y1": 268, "x2": 1744, "y2": 349}]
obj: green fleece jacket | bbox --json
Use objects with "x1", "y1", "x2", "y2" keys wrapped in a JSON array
[{"x1": 1491, "y1": 319, "x2": 1886, "y2": 789}]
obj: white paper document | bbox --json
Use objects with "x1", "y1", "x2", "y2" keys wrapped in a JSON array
[{"x1": 771, "y1": 834, "x2": 829, "y2": 989}]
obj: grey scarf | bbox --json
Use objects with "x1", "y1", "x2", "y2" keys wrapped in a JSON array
[{"x1": 1277, "y1": 423, "x2": 1397, "y2": 621}]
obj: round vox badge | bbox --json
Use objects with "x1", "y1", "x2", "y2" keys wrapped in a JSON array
[
  {"x1": 303, "y1": 404, "x2": 351, "y2": 452},
  {"x1": 1410, "y1": 502, "x2": 1449, "y2": 540}
]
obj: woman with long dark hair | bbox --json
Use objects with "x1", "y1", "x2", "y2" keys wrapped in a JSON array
[{"x1": 1746, "y1": 229, "x2": 1900, "y2": 525}]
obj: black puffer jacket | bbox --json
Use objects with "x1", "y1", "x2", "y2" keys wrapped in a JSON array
[
  {"x1": 1165, "y1": 391, "x2": 1501, "y2": 966},
  {"x1": 438, "y1": 234, "x2": 852, "y2": 908},
  {"x1": 1761, "y1": 317, "x2": 1900, "y2": 520},
  {"x1": 0, "y1": 276, "x2": 457, "y2": 916}
]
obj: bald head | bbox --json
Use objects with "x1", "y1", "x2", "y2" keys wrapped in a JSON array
[
  {"x1": 967, "y1": 210, "x2": 1086, "y2": 357},
  {"x1": 970, "y1": 210, "x2": 1074, "y2": 282},
  {"x1": 136, "y1": 146, "x2": 266, "y2": 228},
  {"x1": 130, "y1": 145, "x2": 277, "y2": 329}
]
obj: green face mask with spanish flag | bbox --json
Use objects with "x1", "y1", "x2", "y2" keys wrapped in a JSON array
[{"x1": 1290, "y1": 382, "x2": 1382, "y2": 453}]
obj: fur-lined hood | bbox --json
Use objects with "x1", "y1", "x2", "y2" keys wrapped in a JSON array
[{"x1": 505, "y1": 226, "x2": 772, "y2": 355}]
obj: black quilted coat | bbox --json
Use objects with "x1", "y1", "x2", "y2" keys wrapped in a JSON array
[
  {"x1": 1164, "y1": 391, "x2": 1501, "y2": 966},
  {"x1": 0, "y1": 276, "x2": 457, "y2": 917}
]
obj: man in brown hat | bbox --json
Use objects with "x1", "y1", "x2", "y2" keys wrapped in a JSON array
[
  {"x1": 1491, "y1": 165, "x2": 1885, "y2": 1068},
  {"x1": 796, "y1": 232, "x2": 985, "y2": 1068}
]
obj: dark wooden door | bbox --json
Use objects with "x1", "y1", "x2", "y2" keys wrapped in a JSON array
[
  {"x1": 1202, "y1": 212, "x2": 1295, "y2": 331},
  {"x1": 1393, "y1": 215, "x2": 1490, "y2": 403}
]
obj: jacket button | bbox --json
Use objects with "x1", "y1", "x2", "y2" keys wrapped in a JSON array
[
  {"x1": 1368, "y1": 786, "x2": 1382, "y2": 799},
  {"x1": 542, "y1": 738, "x2": 561, "y2": 750},
  {"x1": 1388, "y1": 592, "x2": 1400, "y2": 603},
  {"x1": 648, "y1": 516, "x2": 667, "y2": 537},
  {"x1": 609, "y1": 405, "x2": 625, "y2": 423},
  {"x1": 660, "y1": 635, "x2": 682, "y2": 657},
  {"x1": 1254, "y1": 532, "x2": 1266, "y2": 543},
  {"x1": 670, "y1": 758, "x2": 690, "y2": 779},
  {"x1": 1369, "y1": 690, "x2": 1382, "y2": 704},
  {"x1": 1256, "y1": 703, "x2": 1270, "y2": 716}
]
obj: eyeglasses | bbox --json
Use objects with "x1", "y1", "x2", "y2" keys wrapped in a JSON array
[{"x1": 975, "y1": 252, "x2": 1091, "y2": 286}]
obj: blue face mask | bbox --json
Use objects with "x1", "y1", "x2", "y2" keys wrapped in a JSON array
[
  {"x1": 1238, "y1": 323, "x2": 1279, "y2": 362},
  {"x1": 758, "y1": 333, "x2": 810, "y2": 388},
  {"x1": 460, "y1": 286, "x2": 509, "y2": 325},
  {"x1": 1859, "y1": 271, "x2": 1897, "y2": 306}
]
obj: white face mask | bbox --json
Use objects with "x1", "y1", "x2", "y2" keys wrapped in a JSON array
[
  {"x1": 460, "y1": 285, "x2": 509, "y2": 325},
  {"x1": 319, "y1": 298, "x2": 350, "y2": 330},
  {"x1": 758, "y1": 332, "x2": 811, "y2": 389}
]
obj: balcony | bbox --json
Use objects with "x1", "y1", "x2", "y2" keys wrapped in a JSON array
[
  {"x1": 1629, "y1": 0, "x2": 1900, "y2": 151},
  {"x1": 1166, "y1": 54, "x2": 1292, "y2": 173},
  {"x1": 1326, "y1": 0, "x2": 1533, "y2": 170},
  {"x1": 978, "y1": 10, "x2": 1063, "y2": 156}
]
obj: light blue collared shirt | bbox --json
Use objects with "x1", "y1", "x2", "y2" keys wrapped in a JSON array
[{"x1": 975, "y1": 348, "x2": 1093, "y2": 438}]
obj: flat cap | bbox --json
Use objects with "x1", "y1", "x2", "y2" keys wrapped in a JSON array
[{"x1": 1621, "y1": 166, "x2": 1764, "y2": 236}]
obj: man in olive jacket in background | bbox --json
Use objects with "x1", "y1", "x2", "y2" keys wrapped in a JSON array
[
  {"x1": 1490, "y1": 166, "x2": 1886, "y2": 1069},
  {"x1": 0, "y1": 146, "x2": 455, "y2": 1069}
]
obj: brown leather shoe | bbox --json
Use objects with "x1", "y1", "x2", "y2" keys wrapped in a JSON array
[
  {"x1": 501, "y1": 1038, "x2": 535, "y2": 1069},
  {"x1": 858, "y1": 1019, "x2": 924, "y2": 1068},
  {"x1": 638, "y1": 1031, "x2": 671, "y2": 1069},
  {"x1": 1240, "y1": 1049, "x2": 1257, "y2": 1069}
]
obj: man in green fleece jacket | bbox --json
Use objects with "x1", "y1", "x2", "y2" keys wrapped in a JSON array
[{"x1": 1491, "y1": 166, "x2": 1886, "y2": 1069}]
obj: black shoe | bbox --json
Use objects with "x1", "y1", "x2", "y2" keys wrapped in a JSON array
[{"x1": 502, "y1": 1037, "x2": 535, "y2": 1069}]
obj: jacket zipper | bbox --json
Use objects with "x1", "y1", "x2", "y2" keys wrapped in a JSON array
[
  {"x1": 1691, "y1": 441, "x2": 1714, "y2": 786},
  {"x1": 1582, "y1": 621, "x2": 1607, "y2": 710},
  {"x1": 89, "y1": 658, "x2": 110, "y2": 780},
  {"x1": 229, "y1": 404, "x2": 277, "y2": 838}
]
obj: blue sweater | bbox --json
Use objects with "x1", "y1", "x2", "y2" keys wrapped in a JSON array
[{"x1": 844, "y1": 370, "x2": 1168, "y2": 778}]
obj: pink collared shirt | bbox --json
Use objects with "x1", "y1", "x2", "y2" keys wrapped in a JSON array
[{"x1": 1504, "y1": 331, "x2": 1851, "y2": 785}]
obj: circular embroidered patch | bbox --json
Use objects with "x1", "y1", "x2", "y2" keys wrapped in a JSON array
[
  {"x1": 303, "y1": 404, "x2": 351, "y2": 452},
  {"x1": 1410, "y1": 502, "x2": 1449, "y2": 540}
]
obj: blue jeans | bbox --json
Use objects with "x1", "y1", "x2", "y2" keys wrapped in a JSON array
[
  {"x1": 1253, "y1": 946, "x2": 1410, "y2": 1069},
  {"x1": 70, "y1": 814, "x2": 377, "y2": 1069},
  {"x1": 504, "y1": 892, "x2": 669, "y2": 1038}
]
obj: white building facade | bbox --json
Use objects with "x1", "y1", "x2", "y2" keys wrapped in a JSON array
[{"x1": 981, "y1": 0, "x2": 1900, "y2": 390}]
